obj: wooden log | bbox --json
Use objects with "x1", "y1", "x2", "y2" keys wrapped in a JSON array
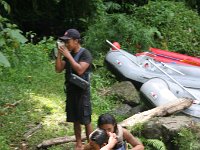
[
  {"x1": 37, "y1": 134, "x2": 86, "y2": 149},
  {"x1": 119, "y1": 98, "x2": 193, "y2": 127},
  {"x1": 24, "y1": 123, "x2": 42, "y2": 139}
]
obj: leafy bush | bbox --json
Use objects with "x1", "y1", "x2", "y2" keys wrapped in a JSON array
[
  {"x1": 134, "y1": 1, "x2": 200, "y2": 56},
  {"x1": 90, "y1": 53, "x2": 119, "y2": 120},
  {"x1": 84, "y1": 1, "x2": 200, "y2": 58},
  {"x1": 84, "y1": 13, "x2": 161, "y2": 57},
  {"x1": 0, "y1": 15, "x2": 27, "y2": 70},
  {"x1": 1, "y1": 37, "x2": 55, "y2": 82},
  {"x1": 0, "y1": 0, "x2": 27, "y2": 68}
]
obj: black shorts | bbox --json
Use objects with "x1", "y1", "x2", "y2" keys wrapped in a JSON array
[{"x1": 66, "y1": 84, "x2": 91, "y2": 125}]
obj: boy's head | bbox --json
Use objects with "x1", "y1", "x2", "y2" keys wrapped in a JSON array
[{"x1": 85, "y1": 128, "x2": 108, "y2": 150}]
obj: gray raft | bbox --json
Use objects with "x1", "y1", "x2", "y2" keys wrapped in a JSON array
[
  {"x1": 140, "y1": 78, "x2": 200, "y2": 118},
  {"x1": 105, "y1": 49, "x2": 200, "y2": 118},
  {"x1": 105, "y1": 49, "x2": 200, "y2": 88}
]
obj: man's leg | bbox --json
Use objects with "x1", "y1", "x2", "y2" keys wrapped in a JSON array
[
  {"x1": 74, "y1": 121, "x2": 83, "y2": 150},
  {"x1": 85, "y1": 123, "x2": 93, "y2": 142}
]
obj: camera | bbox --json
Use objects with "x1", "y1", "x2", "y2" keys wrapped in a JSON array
[{"x1": 56, "y1": 40, "x2": 65, "y2": 48}]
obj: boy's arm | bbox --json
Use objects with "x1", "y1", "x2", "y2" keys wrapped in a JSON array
[{"x1": 100, "y1": 132, "x2": 117, "y2": 150}]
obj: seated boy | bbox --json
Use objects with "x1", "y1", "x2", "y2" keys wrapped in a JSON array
[{"x1": 84, "y1": 128, "x2": 117, "y2": 150}]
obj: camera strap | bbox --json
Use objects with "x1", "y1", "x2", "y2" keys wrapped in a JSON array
[
  {"x1": 70, "y1": 48, "x2": 90, "y2": 80},
  {"x1": 68, "y1": 48, "x2": 91, "y2": 89},
  {"x1": 74, "y1": 48, "x2": 85, "y2": 62}
]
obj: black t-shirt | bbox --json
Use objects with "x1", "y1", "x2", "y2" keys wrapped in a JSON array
[
  {"x1": 64, "y1": 48, "x2": 92, "y2": 82},
  {"x1": 73, "y1": 49, "x2": 92, "y2": 72}
]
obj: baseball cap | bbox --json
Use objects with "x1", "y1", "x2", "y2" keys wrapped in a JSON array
[{"x1": 59, "y1": 29, "x2": 80, "y2": 41}]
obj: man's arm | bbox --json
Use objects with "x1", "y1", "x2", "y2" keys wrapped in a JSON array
[
  {"x1": 58, "y1": 46, "x2": 89, "y2": 75},
  {"x1": 55, "y1": 51, "x2": 66, "y2": 73}
]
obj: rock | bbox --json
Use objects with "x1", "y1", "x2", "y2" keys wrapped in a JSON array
[
  {"x1": 111, "y1": 104, "x2": 133, "y2": 116},
  {"x1": 141, "y1": 115, "x2": 193, "y2": 138},
  {"x1": 128, "y1": 105, "x2": 147, "y2": 116},
  {"x1": 108, "y1": 81, "x2": 141, "y2": 106},
  {"x1": 110, "y1": 104, "x2": 147, "y2": 119},
  {"x1": 138, "y1": 115, "x2": 196, "y2": 149}
]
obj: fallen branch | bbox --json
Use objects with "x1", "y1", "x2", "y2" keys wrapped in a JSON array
[
  {"x1": 119, "y1": 98, "x2": 193, "y2": 127},
  {"x1": 4, "y1": 100, "x2": 22, "y2": 108},
  {"x1": 24, "y1": 123, "x2": 42, "y2": 139},
  {"x1": 37, "y1": 134, "x2": 86, "y2": 149}
]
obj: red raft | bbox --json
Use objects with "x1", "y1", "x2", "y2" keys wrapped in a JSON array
[
  {"x1": 137, "y1": 48, "x2": 200, "y2": 67},
  {"x1": 136, "y1": 51, "x2": 190, "y2": 65}
]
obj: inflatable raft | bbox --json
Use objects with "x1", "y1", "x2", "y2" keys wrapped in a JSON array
[
  {"x1": 140, "y1": 78, "x2": 200, "y2": 118},
  {"x1": 105, "y1": 48, "x2": 200, "y2": 89},
  {"x1": 136, "y1": 48, "x2": 200, "y2": 67}
]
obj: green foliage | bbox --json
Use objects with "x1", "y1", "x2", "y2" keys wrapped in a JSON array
[
  {"x1": 6, "y1": 0, "x2": 106, "y2": 36},
  {"x1": 134, "y1": 1, "x2": 200, "y2": 56},
  {"x1": 1, "y1": 37, "x2": 55, "y2": 82},
  {"x1": 84, "y1": 13, "x2": 161, "y2": 57},
  {"x1": 131, "y1": 122, "x2": 167, "y2": 150},
  {"x1": 0, "y1": 51, "x2": 10, "y2": 67},
  {"x1": 173, "y1": 128, "x2": 200, "y2": 150},
  {"x1": 1, "y1": 1, "x2": 200, "y2": 149},
  {"x1": 130, "y1": 123, "x2": 145, "y2": 137},
  {"x1": 91, "y1": 54, "x2": 118, "y2": 117},
  {"x1": 142, "y1": 139, "x2": 167, "y2": 150},
  {"x1": 104, "y1": 1, "x2": 121, "y2": 12},
  {"x1": 0, "y1": 136, "x2": 9, "y2": 150},
  {"x1": 0, "y1": 0, "x2": 11, "y2": 13},
  {"x1": 0, "y1": 1, "x2": 27, "y2": 69},
  {"x1": 85, "y1": 1, "x2": 200, "y2": 58},
  {"x1": 0, "y1": 15, "x2": 28, "y2": 69},
  {"x1": 152, "y1": 0, "x2": 200, "y2": 14},
  {"x1": 91, "y1": 0, "x2": 107, "y2": 18},
  {"x1": 104, "y1": 0, "x2": 148, "y2": 14}
]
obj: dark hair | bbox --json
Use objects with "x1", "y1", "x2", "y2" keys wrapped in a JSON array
[
  {"x1": 90, "y1": 129, "x2": 108, "y2": 147},
  {"x1": 97, "y1": 113, "x2": 117, "y2": 132}
]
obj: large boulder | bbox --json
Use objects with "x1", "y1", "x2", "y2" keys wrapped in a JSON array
[
  {"x1": 108, "y1": 81, "x2": 141, "y2": 106},
  {"x1": 134, "y1": 115, "x2": 200, "y2": 149},
  {"x1": 110, "y1": 104, "x2": 146, "y2": 118}
]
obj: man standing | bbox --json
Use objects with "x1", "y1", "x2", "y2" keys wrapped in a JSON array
[{"x1": 55, "y1": 29, "x2": 93, "y2": 150}]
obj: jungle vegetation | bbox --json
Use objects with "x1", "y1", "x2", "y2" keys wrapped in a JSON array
[{"x1": 0, "y1": 0, "x2": 200, "y2": 149}]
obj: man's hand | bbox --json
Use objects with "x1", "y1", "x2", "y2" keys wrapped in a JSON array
[{"x1": 58, "y1": 45, "x2": 71, "y2": 59}]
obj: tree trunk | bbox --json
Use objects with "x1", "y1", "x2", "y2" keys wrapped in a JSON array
[
  {"x1": 119, "y1": 98, "x2": 193, "y2": 127},
  {"x1": 37, "y1": 134, "x2": 86, "y2": 149}
]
